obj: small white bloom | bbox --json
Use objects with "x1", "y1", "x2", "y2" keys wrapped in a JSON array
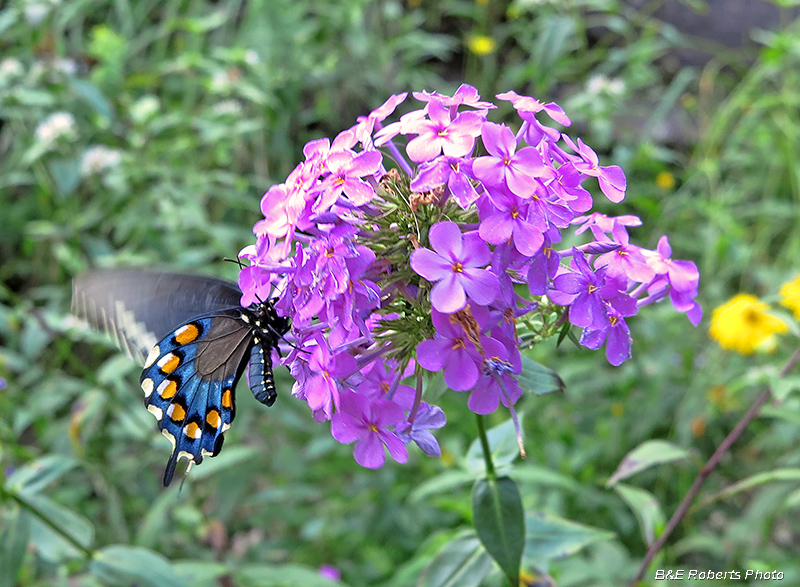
[
  {"x1": 52, "y1": 58, "x2": 78, "y2": 75},
  {"x1": 0, "y1": 58, "x2": 24, "y2": 79},
  {"x1": 24, "y1": 2, "x2": 49, "y2": 25},
  {"x1": 244, "y1": 50, "x2": 259, "y2": 65},
  {"x1": 130, "y1": 95, "x2": 160, "y2": 123},
  {"x1": 587, "y1": 75, "x2": 625, "y2": 97},
  {"x1": 212, "y1": 100, "x2": 242, "y2": 116},
  {"x1": 35, "y1": 112, "x2": 76, "y2": 143},
  {"x1": 80, "y1": 145, "x2": 122, "y2": 176},
  {"x1": 211, "y1": 70, "x2": 232, "y2": 92}
]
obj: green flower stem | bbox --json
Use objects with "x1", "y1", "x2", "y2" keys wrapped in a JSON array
[
  {"x1": 476, "y1": 413, "x2": 496, "y2": 480},
  {"x1": 2, "y1": 487, "x2": 94, "y2": 559}
]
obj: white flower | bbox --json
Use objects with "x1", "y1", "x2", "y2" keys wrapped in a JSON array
[
  {"x1": 586, "y1": 75, "x2": 625, "y2": 97},
  {"x1": 212, "y1": 100, "x2": 242, "y2": 116},
  {"x1": 0, "y1": 58, "x2": 24, "y2": 79},
  {"x1": 245, "y1": 50, "x2": 259, "y2": 65},
  {"x1": 52, "y1": 58, "x2": 78, "y2": 75},
  {"x1": 211, "y1": 70, "x2": 232, "y2": 92},
  {"x1": 35, "y1": 112, "x2": 76, "y2": 143},
  {"x1": 80, "y1": 145, "x2": 122, "y2": 176}
]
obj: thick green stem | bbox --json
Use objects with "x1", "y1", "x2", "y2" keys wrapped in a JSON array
[{"x1": 476, "y1": 413, "x2": 496, "y2": 479}]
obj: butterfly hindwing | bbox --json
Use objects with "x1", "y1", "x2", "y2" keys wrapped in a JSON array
[{"x1": 140, "y1": 310, "x2": 255, "y2": 485}]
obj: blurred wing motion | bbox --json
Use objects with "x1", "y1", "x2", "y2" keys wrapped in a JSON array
[
  {"x1": 72, "y1": 269, "x2": 243, "y2": 362},
  {"x1": 72, "y1": 269, "x2": 290, "y2": 486}
]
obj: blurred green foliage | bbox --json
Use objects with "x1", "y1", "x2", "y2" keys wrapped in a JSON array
[{"x1": 3, "y1": 0, "x2": 800, "y2": 584}]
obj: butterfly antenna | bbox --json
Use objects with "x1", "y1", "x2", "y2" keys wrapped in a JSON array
[{"x1": 223, "y1": 257, "x2": 246, "y2": 270}]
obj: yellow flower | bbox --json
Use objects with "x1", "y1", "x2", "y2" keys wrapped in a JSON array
[
  {"x1": 709, "y1": 294, "x2": 787, "y2": 354},
  {"x1": 780, "y1": 274, "x2": 800, "y2": 320},
  {"x1": 655, "y1": 171, "x2": 675, "y2": 190},
  {"x1": 467, "y1": 35, "x2": 496, "y2": 56}
]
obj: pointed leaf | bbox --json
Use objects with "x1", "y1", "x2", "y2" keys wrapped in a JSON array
[
  {"x1": 419, "y1": 532, "x2": 493, "y2": 587},
  {"x1": 22, "y1": 494, "x2": 94, "y2": 551},
  {"x1": 409, "y1": 470, "x2": 476, "y2": 503},
  {"x1": 472, "y1": 476, "x2": 524, "y2": 585},
  {"x1": 606, "y1": 440, "x2": 691, "y2": 487},
  {"x1": 518, "y1": 355, "x2": 565, "y2": 396},
  {"x1": 69, "y1": 78, "x2": 113, "y2": 120},
  {"x1": 0, "y1": 509, "x2": 31, "y2": 587},
  {"x1": 698, "y1": 468, "x2": 800, "y2": 509},
  {"x1": 7, "y1": 455, "x2": 77, "y2": 495},
  {"x1": 614, "y1": 483, "x2": 665, "y2": 546},
  {"x1": 524, "y1": 512, "x2": 614, "y2": 563},
  {"x1": 90, "y1": 545, "x2": 187, "y2": 587},
  {"x1": 48, "y1": 157, "x2": 81, "y2": 198},
  {"x1": 236, "y1": 563, "x2": 345, "y2": 586}
]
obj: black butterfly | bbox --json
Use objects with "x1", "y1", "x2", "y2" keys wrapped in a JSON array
[{"x1": 72, "y1": 269, "x2": 290, "y2": 486}]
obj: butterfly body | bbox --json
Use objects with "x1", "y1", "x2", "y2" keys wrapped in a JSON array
[{"x1": 72, "y1": 270, "x2": 290, "y2": 485}]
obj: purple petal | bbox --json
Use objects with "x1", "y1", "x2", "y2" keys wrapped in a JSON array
[
  {"x1": 512, "y1": 221, "x2": 544, "y2": 257},
  {"x1": 410, "y1": 248, "x2": 450, "y2": 281},
  {"x1": 468, "y1": 382, "x2": 500, "y2": 414},
  {"x1": 354, "y1": 433, "x2": 385, "y2": 468},
  {"x1": 479, "y1": 122, "x2": 514, "y2": 158},
  {"x1": 411, "y1": 430, "x2": 441, "y2": 456},
  {"x1": 431, "y1": 275, "x2": 467, "y2": 313},
  {"x1": 429, "y1": 221, "x2": 464, "y2": 259},
  {"x1": 461, "y1": 268, "x2": 500, "y2": 306},
  {"x1": 406, "y1": 134, "x2": 441, "y2": 163},
  {"x1": 443, "y1": 349, "x2": 480, "y2": 391},
  {"x1": 461, "y1": 232, "x2": 492, "y2": 267},
  {"x1": 479, "y1": 213, "x2": 513, "y2": 245},
  {"x1": 606, "y1": 323, "x2": 632, "y2": 366},
  {"x1": 373, "y1": 400, "x2": 406, "y2": 428},
  {"x1": 552, "y1": 272, "x2": 585, "y2": 295},
  {"x1": 380, "y1": 430, "x2": 409, "y2": 463},
  {"x1": 416, "y1": 339, "x2": 450, "y2": 371},
  {"x1": 598, "y1": 165, "x2": 626, "y2": 203},
  {"x1": 331, "y1": 412, "x2": 365, "y2": 444},
  {"x1": 471, "y1": 157, "x2": 505, "y2": 187}
]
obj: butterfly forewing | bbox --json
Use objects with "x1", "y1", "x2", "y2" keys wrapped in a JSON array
[{"x1": 72, "y1": 270, "x2": 243, "y2": 362}]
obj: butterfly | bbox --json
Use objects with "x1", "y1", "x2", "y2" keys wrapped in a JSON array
[{"x1": 71, "y1": 269, "x2": 291, "y2": 486}]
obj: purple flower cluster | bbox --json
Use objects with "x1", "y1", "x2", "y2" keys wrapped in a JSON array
[{"x1": 238, "y1": 86, "x2": 701, "y2": 468}]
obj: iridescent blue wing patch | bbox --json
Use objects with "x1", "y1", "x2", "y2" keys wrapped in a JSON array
[{"x1": 140, "y1": 310, "x2": 254, "y2": 486}]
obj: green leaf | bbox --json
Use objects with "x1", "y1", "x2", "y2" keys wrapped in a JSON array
[
  {"x1": 69, "y1": 78, "x2": 114, "y2": 121},
  {"x1": 48, "y1": 157, "x2": 82, "y2": 198},
  {"x1": 186, "y1": 445, "x2": 260, "y2": 481},
  {"x1": 465, "y1": 417, "x2": 524, "y2": 472},
  {"x1": 614, "y1": 484, "x2": 665, "y2": 546},
  {"x1": 90, "y1": 545, "x2": 187, "y2": 587},
  {"x1": 518, "y1": 355, "x2": 565, "y2": 396},
  {"x1": 419, "y1": 532, "x2": 493, "y2": 587},
  {"x1": 22, "y1": 494, "x2": 94, "y2": 552},
  {"x1": 236, "y1": 563, "x2": 345, "y2": 586},
  {"x1": 606, "y1": 440, "x2": 692, "y2": 487},
  {"x1": 409, "y1": 470, "x2": 476, "y2": 503},
  {"x1": 7, "y1": 455, "x2": 77, "y2": 495},
  {"x1": 173, "y1": 561, "x2": 230, "y2": 587},
  {"x1": 698, "y1": 468, "x2": 800, "y2": 509},
  {"x1": 524, "y1": 512, "x2": 614, "y2": 563},
  {"x1": 472, "y1": 476, "x2": 524, "y2": 585},
  {"x1": 0, "y1": 509, "x2": 30, "y2": 587}
]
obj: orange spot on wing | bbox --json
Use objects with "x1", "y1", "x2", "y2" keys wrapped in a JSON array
[
  {"x1": 184, "y1": 421, "x2": 201, "y2": 439},
  {"x1": 159, "y1": 380, "x2": 178, "y2": 399},
  {"x1": 222, "y1": 389, "x2": 233, "y2": 409},
  {"x1": 159, "y1": 354, "x2": 180, "y2": 374},
  {"x1": 169, "y1": 403, "x2": 186, "y2": 422},
  {"x1": 175, "y1": 323, "x2": 200, "y2": 345},
  {"x1": 206, "y1": 409, "x2": 221, "y2": 429}
]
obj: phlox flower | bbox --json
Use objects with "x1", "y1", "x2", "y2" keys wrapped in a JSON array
[
  {"x1": 410, "y1": 221, "x2": 499, "y2": 313},
  {"x1": 331, "y1": 391, "x2": 408, "y2": 468}
]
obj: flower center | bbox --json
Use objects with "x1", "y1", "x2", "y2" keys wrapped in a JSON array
[
  {"x1": 510, "y1": 207, "x2": 520, "y2": 219},
  {"x1": 452, "y1": 338, "x2": 466, "y2": 350},
  {"x1": 609, "y1": 315, "x2": 618, "y2": 326},
  {"x1": 368, "y1": 424, "x2": 379, "y2": 433},
  {"x1": 587, "y1": 284, "x2": 598, "y2": 294},
  {"x1": 452, "y1": 262, "x2": 464, "y2": 273},
  {"x1": 543, "y1": 246, "x2": 552, "y2": 258}
]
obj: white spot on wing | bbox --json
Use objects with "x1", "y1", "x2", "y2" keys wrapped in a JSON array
[
  {"x1": 141, "y1": 378, "x2": 154, "y2": 398},
  {"x1": 144, "y1": 346, "x2": 160, "y2": 368},
  {"x1": 147, "y1": 404, "x2": 163, "y2": 419}
]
